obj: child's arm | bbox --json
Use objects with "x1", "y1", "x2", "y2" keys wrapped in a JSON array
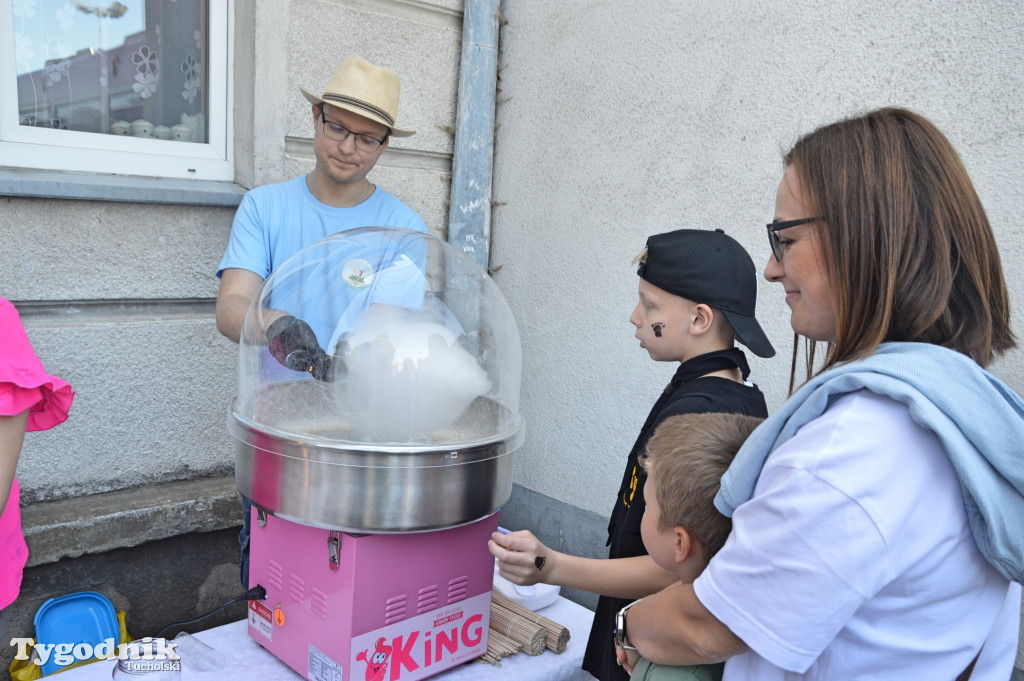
[
  {"x1": 488, "y1": 529, "x2": 678, "y2": 600},
  {"x1": 0, "y1": 411, "x2": 29, "y2": 511}
]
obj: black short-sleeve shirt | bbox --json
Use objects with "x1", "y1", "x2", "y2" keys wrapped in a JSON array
[{"x1": 582, "y1": 348, "x2": 769, "y2": 681}]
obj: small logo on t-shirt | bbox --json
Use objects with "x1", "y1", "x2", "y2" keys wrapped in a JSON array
[
  {"x1": 343, "y1": 258, "x2": 374, "y2": 288},
  {"x1": 623, "y1": 463, "x2": 638, "y2": 508}
]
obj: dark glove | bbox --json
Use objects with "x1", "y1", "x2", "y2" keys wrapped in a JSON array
[{"x1": 266, "y1": 315, "x2": 334, "y2": 382}]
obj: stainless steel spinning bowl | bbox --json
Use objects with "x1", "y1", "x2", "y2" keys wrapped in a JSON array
[{"x1": 231, "y1": 397, "x2": 524, "y2": 533}]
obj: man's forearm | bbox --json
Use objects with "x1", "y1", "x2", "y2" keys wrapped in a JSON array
[
  {"x1": 215, "y1": 294, "x2": 248, "y2": 343},
  {"x1": 216, "y1": 268, "x2": 266, "y2": 344}
]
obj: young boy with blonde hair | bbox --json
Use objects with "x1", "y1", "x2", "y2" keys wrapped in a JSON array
[{"x1": 616, "y1": 412, "x2": 764, "y2": 680}]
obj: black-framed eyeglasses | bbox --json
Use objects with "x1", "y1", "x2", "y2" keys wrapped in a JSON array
[
  {"x1": 766, "y1": 216, "x2": 825, "y2": 261},
  {"x1": 320, "y1": 108, "x2": 387, "y2": 152}
]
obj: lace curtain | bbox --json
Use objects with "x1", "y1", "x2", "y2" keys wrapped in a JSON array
[{"x1": 14, "y1": 0, "x2": 207, "y2": 142}]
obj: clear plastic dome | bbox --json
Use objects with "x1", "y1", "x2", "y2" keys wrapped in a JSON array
[{"x1": 232, "y1": 227, "x2": 522, "y2": 446}]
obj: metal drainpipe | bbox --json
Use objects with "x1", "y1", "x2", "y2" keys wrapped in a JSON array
[{"x1": 448, "y1": 0, "x2": 500, "y2": 270}]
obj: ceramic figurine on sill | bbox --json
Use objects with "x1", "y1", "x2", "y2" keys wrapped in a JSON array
[{"x1": 131, "y1": 119, "x2": 154, "y2": 137}]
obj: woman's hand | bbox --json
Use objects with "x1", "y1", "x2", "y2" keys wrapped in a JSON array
[
  {"x1": 623, "y1": 581, "x2": 747, "y2": 665},
  {"x1": 488, "y1": 529, "x2": 557, "y2": 586},
  {"x1": 615, "y1": 643, "x2": 639, "y2": 675}
]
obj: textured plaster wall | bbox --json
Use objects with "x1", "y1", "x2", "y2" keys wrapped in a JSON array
[
  {"x1": 1, "y1": 198, "x2": 236, "y2": 501},
  {"x1": 490, "y1": 0, "x2": 1024, "y2": 517},
  {"x1": 0, "y1": 199, "x2": 231, "y2": 301}
]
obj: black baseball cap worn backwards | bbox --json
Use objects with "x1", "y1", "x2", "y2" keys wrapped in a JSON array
[{"x1": 637, "y1": 228, "x2": 776, "y2": 358}]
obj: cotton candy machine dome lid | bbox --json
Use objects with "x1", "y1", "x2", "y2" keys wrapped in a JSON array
[
  {"x1": 232, "y1": 226, "x2": 522, "y2": 446},
  {"x1": 229, "y1": 227, "x2": 524, "y2": 532}
]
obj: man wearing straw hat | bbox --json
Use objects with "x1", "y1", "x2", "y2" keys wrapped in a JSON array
[
  {"x1": 215, "y1": 55, "x2": 426, "y2": 585},
  {"x1": 216, "y1": 54, "x2": 425, "y2": 344}
]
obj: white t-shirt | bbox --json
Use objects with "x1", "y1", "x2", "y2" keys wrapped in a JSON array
[{"x1": 694, "y1": 390, "x2": 1021, "y2": 679}]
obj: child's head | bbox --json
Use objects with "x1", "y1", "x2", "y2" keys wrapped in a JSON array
[
  {"x1": 631, "y1": 229, "x2": 775, "y2": 361},
  {"x1": 640, "y1": 412, "x2": 764, "y2": 576}
]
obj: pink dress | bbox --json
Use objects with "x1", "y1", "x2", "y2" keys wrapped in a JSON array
[{"x1": 0, "y1": 298, "x2": 74, "y2": 610}]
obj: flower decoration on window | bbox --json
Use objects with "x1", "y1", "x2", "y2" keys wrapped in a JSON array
[
  {"x1": 42, "y1": 33, "x2": 70, "y2": 65},
  {"x1": 43, "y1": 60, "x2": 70, "y2": 87},
  {"x1": 133, "y1": 70, "x2": 158, "y2": 98},
  {"x1": 181, "y1": 53, "x2": 200, "y2": 104},
  {"x1": 55, "y1": 4, "x2": 77, "y2": 31},
  {"x1": 14, "y1": 33, "x2": 35, "y2": 71},
  {"x1": 132, "y1": 44, "x2": 159, "y2": 98},
  {"x1": 13, "y1": 0, "x2": 37, "y2": 20},
  {"x1": 133, "y1": 44, "x2": 158, "y2": 74}
]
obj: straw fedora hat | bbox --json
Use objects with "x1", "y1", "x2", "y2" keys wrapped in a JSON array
[{"x1": 300, "y1": 54, "x2": 415, "y2": 137}]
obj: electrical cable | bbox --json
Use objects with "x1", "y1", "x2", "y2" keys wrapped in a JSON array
[{"x1": 154, "y1": 585, "x2": 266, "y2": 639}]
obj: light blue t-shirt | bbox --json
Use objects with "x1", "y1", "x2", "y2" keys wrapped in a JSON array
[{"x1": 217, "y1": 175, "x2": 427, "y2": 280}]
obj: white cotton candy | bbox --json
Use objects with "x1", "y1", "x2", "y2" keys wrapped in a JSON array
[{"x1": 339, "y1": 305, "x2": 491, "y2": 442}]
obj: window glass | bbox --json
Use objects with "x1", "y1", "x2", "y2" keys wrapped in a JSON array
[
  {"x1": 1, "y1": 0, "x2": 230, "y2": 181},
  {"x1": 14, "y1": 0, "x2": 207, "y2": 142}
]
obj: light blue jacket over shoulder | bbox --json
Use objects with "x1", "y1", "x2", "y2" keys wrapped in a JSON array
[{"x1": 716, "y1": 342, "x2": 1024, "y2": 582}]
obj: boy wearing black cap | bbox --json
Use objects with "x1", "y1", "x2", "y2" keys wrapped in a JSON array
[{"x1": 489, "y1": 229, "x2": 772, "y2": 681}]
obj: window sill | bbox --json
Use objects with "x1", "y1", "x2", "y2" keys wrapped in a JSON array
[{"x1": 0, "y1": 168, "x2": 246, "y2": 207}]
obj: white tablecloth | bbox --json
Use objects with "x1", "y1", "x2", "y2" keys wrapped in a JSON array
[{"x1": 55, "y1": 596, "x2": 597, "y2": 680}]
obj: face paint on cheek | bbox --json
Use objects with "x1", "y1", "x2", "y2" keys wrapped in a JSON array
[{"x1": 651, "y1": 322, "x2": 664, "y2": 338}]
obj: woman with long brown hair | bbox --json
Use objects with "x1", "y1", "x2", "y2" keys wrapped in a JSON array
[{"x1": 616, "y1": 108, "x2": 1024, "y2": 679}]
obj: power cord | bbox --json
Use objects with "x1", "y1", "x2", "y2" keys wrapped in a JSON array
[{"x1": 154, "y1": 585, "x2": 266, "y2": 639}]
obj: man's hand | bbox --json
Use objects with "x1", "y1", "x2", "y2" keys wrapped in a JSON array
[{"x1": 266, "y1": 315, "x2": 334, "y2": 381}]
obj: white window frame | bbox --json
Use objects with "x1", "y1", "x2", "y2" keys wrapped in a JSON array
[{"x1": 0, "y1": 0, "x2": 233, "y2": 182}]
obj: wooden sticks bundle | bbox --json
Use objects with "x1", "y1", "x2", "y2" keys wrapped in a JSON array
[
  {"x1": 492, "y1": 592, "x2": 571, "y2": 653},
  {"x1": 479, "y1": 629, "x2": 521, "y2": 665},
  {"x1": 479, "y1": 592, "x2": 573, "y2": 665},
  {"x1": 488, "y1": 598, "x2": 547, "y2": 655}
]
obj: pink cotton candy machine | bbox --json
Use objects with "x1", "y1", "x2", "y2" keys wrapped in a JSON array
[{"x1": 229, "y1": 227, "x2": 524, "y2": 681}]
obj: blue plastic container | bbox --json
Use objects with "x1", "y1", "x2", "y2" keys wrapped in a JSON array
[{"x1": 33, "y1": 591, "x2": 119, "y2": 676}]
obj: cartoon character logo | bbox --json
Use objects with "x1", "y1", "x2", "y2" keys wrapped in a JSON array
[{"x1": 356, "y1": 637, "x2": 392, "y2": 681}]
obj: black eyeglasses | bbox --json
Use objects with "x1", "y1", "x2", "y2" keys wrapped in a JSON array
[
  {"x1": 319, "y1": 108, "x2": 386, "y2": 152},
  {"x1": 766, "y1": 216, "x2": 824, "y2": 261}
]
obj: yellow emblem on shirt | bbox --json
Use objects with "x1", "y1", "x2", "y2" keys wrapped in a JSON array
[{"x1": 623, "y1": 463, "x2": 639, "y2": 508}]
